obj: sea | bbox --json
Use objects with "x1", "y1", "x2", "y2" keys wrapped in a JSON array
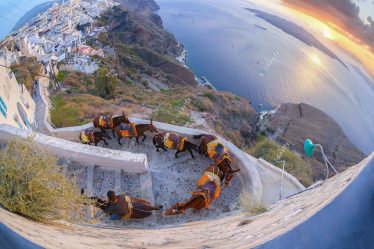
[
  {"x1": 0, "y1": 0, "x2": 55, "y2": 39},
  {"x1": 156, "y1": 0, "x2": 374, "y2": 154},
  {"x1": 1, "y1": 0, "x2": 374, "y2": 154}
]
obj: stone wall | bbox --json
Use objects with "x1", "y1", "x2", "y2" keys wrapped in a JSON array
[{"x1": 0, "y1": 125, "x2": 148, "y2": 173}]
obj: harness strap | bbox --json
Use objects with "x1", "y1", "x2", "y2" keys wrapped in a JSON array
[
  {"x1": 178, "y1": 138, "x2": 186, "y2": 151},
  {"x1": 216, "y1": 155, "x2": 232, "y2": 166},
  {"x1": 121, "y1": 195, "x2": 133, "y2": 220},
  {"x1": 131, "y1": 123, "x2": 138, "y2": 137},
  {"x1": 109, "y1": 116, "x2": 114, "y2": 129}
]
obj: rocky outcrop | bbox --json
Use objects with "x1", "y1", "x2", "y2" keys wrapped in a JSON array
[
  {"x1": 115, "y1": 0, "x2": 160, "y2": 16},
  {"x1": 97, "y1": 6, "x2": 196, "y2": 85},
  {"x1": 266, "y1": 103, "x2": 366, "y2": 180}
]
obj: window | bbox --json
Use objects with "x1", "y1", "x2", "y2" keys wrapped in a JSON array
[
  {"x1": 0, "y1": 96, "x2": 7, "y2": 119},
  {"x1": 17, "y1": 103, "x2": 31, "y2": 128}
]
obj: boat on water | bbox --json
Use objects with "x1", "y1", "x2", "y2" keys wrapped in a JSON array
[
  {"x1": 255, "y1": 23, "x2": 267, "y2": 30},
  {"x1": 198, "y1": 76, "x2": 217, "y2": 91}
]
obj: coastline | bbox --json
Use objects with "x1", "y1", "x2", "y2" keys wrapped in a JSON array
[{"x1": 11, "y1": 1, "x2": 56, "y2": 34}]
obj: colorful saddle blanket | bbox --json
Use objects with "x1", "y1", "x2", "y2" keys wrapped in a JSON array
[
  {"x1": 99, "y1": 115, "x2": 113, "y2": 128},
  {"x1": 118, "y1": 123, "x2": 137, "y2": 137},
  {"x1": 81, "y1": 130, "x2": 94, "y2": 143},
  {"x1": 206, "y1": 140, "x2": 231, "y2": 164},
  {"x1": 163, "y1": 133, "x2": 186, "y2": 150},
  {"x1": 194, "y1": 171, "x2": 222, "y2": 208}
]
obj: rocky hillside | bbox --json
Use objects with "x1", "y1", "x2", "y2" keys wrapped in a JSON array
[
  {"x1": 262, "y1": 103, "x2": 366, "y2": 180},
  {"x1": 115, "y1": 0, "x2": 160, "y2": 16},
  {"x1": 93, "y1": 4, "x2": 195, "y2": 85}
]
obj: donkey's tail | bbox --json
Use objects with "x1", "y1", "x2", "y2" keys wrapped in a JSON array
[{"x1": 193, "y1": 134, "x2": 206, "y2": 139}]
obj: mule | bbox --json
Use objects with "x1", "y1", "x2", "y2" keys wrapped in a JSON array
[
  {"x1": 193, "y1": 134, "x2": 240, "y2": 182},
  {"x1": 79, "y1": 129, "x2": 111, "y2": 146},
  {"x1": 115, "y1": 119, "x2": 158, "y2": 145},
  {"x1": 163, "y1": 165, "x2": 240, "y2": 216},
  {"x1": 93, "y1": 111, "x2": 130, "y2": 136},
  {"x1": 81, "y1": 189, "x2": 163, "y2": 220},
  {"x1": 153, "y1": 132, "x2": 198, "y2": 158}
]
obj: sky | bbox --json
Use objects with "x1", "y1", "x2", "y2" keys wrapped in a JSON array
[
  {"x1": 0, "y1": 0, "x2": 54, "y2": 39},
  {"x1": 276, "y1": 0, "x2": 374, "y2": 80}
]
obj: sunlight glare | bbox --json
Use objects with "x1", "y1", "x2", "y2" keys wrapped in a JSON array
[{"x1": 310, "y1": 53, "x2": 322, "y2": 66}]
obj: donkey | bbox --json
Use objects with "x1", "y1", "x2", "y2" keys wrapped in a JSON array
[
  {"x1": 79, "y1": 129, "x2": 111, "y2": 146},
  {"x1": 153, "y1": 132, "x2": 198, "y2": 158},
  {"x1": 93, "y1": 111, "x2": 130, "y2": 136},
  {"x1": 115, "y1": 119, "x2": 158, "y2": 145},
  {"x1": 193, "y1": 134, "x2": 240, "y2": 183},
  {"x1": 163, "y1": 165, "x2": 240, "y2": 216}
]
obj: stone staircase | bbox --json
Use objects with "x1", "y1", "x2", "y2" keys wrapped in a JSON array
[{"x1": 33, "y1": 83, "x2": 50, "y2": 136}]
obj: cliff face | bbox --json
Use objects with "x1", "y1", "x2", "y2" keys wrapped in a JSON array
[
  {"x1": 266, "y1": 103, "x2": 366, "y2": 180},
  {"x1": 115, "y1": 0, "x2": 160, "y2": 16},
  {"x1": 96, "y1": 5, "x2": 196, "y2": 85}
]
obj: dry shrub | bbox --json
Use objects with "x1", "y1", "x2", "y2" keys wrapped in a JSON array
[
  {"x1": 0, "y1": 140, "x2": 86, "y2": 222},
  {"x1": 239, "y1": 191, "x2": 267, "y2": 215}
]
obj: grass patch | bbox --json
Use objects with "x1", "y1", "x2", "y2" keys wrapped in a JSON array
[
  {"x1": 239, "y1": 191, "x2": 267, "y2": 215},
  {"x1": 249, "y1": 140, "x2": 313, "y2": 186},
  {"x1": 203, "y1": 92, "x2": 216, "y2": 102},
  {"x1": 152, "y1": 105, "x2": 191, "y2": 126},
  {"x1": 50, "y1": 95, "x2": 87, "y2": 128},
  {"x1": 0, "y1": 140, "x2": 86, "y2": 222}
]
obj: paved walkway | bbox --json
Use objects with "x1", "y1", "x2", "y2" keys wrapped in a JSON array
[{"x1": 33, "y1": 79, "x2": 50, "y2": 136}]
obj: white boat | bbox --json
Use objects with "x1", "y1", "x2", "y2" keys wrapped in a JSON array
[
  {"x1": 199, "y1": 76, "x2": 217, "y2": 91},
  {"x1": 255, "y1": 23, "x2": 267, "y2": 30}
]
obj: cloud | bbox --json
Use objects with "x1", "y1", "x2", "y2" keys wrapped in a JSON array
[{"x1": 283, "y1": 0, "x2": 374, "y2": 49}]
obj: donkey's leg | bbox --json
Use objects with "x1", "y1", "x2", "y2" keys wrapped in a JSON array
[
  {"x1": 102, "y1": 139, "x2": 109, "y2": 146},
  {"x1": 162, "y1": 145, "x2": 167, "y2": 151},
  {"x1": 117, "y1": 137, "x2": 122, "y2": 145},
  {"x1": 188, "y1": 149, "x2": 195, "y2": 159},
  {"x1": 175, "y1": 151, "x2": 180, "y2": 158},
  {"x1": 136, "y1": 137, "x2": 140, "y2": 144},
  {"x1": 142, "y1": 134, "x2": 146, "y2": 142}
]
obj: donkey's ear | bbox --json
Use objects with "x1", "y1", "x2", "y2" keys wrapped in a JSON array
[
  {"x1": 231, "y1": 169, "x2": 241, "y2": 174},
  {"x1": 122, "y1": 111, "x2": 125, "y2": 116},
  {"x1": 151, "y1": 119, "x2": 153, "y2": 124}
]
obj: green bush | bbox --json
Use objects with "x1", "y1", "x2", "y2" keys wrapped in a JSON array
[
  {"x1": 249, "y1": 140, "x2": 313, "y2": 186},
  {"x1": 0, "y1": 140, "x2": 85, "y2": 222},
  {"x1": 57, "y1": 71, "x2": 67, "y2": 82},
  {"x1": 95, "y1": 68, "x2": 118, "y2": 99}
]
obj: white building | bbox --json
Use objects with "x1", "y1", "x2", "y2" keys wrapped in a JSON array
[{"x1": 0, "y1": 57, "x2": 35, "y2": 130}]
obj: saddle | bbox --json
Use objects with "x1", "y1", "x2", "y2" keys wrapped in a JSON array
[
  {"x1": 194, "y1": 171, "x2": 222, "y2": 208},
  {"x1": 164, "y1": 133, "x2": 186, "y2": 150},
  {"x1": 206, "y1": 140, "x2": 231, "y2": 164},
  {"x1": 99, "y1": 115, "x2": 113, "y2": 129},
  {"x1": 81, "y1": 130, "x2": 94, "y2": 143},
  {"x1": 119, "y1": 123, "x2": 137, "y2": 137}
]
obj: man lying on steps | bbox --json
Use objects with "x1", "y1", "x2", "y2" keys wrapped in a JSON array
[{"x1": 105, "y1": 191, "x2": 163, "y2": 220}]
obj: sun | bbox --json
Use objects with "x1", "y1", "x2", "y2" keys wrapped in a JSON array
[
  {"x1": 310, "y1": 53, "x2": 322, "y2": 65},
  {"x1": 322, "y1": 27, "x2": 334, "y2": 40}
]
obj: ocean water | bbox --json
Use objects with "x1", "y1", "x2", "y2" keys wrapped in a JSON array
[
  {"x1": 156, "y1": 0, "x2": 374, "y2": 154},
  {"x1": 0, "y1": 0, "x2": 53, "y2": 39}
]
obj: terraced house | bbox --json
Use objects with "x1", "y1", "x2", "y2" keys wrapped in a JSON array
[{"x1": 0, "y1": 56, "x2": 35, "y2": 129}]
